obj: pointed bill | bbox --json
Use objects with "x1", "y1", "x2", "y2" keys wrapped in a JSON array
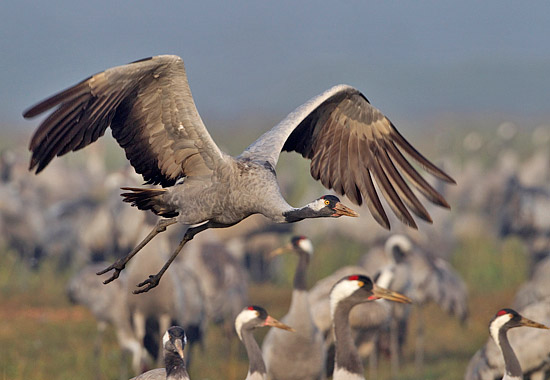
[
  {"x1": 174, "y1": 338, "x2": 185, "y2": 360},
  {"x1": 372, "y1": 283, "x2": 412, "y2": 304},
  {"x1": 333, "y1": 202, "x2": 359, "y2": 217},
  {"x1": 519, "y1": 316, "x2": 550, "y2": 330},
  {"x1": 268, "y1": 243, "x2": 293, "y2": 258},
  {"x1": 264, "y1": 315, "x2": 295, "y2": 332}
]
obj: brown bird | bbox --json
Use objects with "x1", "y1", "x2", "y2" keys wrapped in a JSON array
[{"x1": 24, "y1": 55, "x2": 454, "y2": 293}]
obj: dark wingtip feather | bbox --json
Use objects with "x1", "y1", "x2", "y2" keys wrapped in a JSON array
[{"x1": 23, "y1": 76, "x2": 92, "y2": 119}]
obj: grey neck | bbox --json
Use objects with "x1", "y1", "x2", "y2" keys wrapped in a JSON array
[
  {"x1": 164, "y1": 351, "x2": 190, "y2": 380},
  {"x1": 333, "y1": 301, "x2": 364, "y2": 376},
  {"x1": 283, "y1": 206, "x2": 319, "y2": 223},
  {"x1": 499, "y1": 329, "x2": 523, "y2": 380},
  {"x1": 293, "y1": 252, "x2": 309, "y2": 290},
  {"x1": 242, "y1": 328, "x2": 266, "y2": 377}
]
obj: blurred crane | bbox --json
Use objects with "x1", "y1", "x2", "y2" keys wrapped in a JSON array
[
  {"x1": 262, "y1": 236, "x2": 325, "y2": 380},
  {"x1": 360, "y1": 234, "x2": 468, "y2": 372},
  {"x1": 67, "y1": 263, "x2": 145, "y2": 377},
  {"x1": 178, "y1": 230, "x2": 248, "y2": 331},
  {"x1": 131, "y1": 326, "x2": 189, "y2": 380},
  {"x1": 513, "y1": 256, "x2": 550, "y2": 310}
]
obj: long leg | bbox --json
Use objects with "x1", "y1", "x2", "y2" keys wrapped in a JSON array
[
  {"x1": 97, "y1": 218, "x2": 177, "y2": 283},
  {"x1": 414, "y1": 306, "x2": 424, "y2": 371},
  {"x1": 390, "y1": 315, "x2": 399, "y2": 378},
  {"x1": 133, "y1": 222, "x2": 212, "y2": 294}
]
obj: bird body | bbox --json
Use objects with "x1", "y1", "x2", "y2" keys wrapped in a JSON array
[{"x1": 24, "y1": 55, "x2": 454, "y2": 292}]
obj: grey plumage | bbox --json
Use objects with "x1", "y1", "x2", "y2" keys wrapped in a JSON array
[
  {"x1": 329, "y1": 275, "x2": 411, "y2": 380},
  {"x1": 513, "y1": 256, "x2": 550, "y2": 310},
  {"x1": 307, "y1": 265, "x2": 390, "y2": 377},
  {"x1": 24, "y1": 55, "x2": 454, "y2": 292},
  {"x1": 67, "y1": 263, "x2": 145, "y2": 375},
  {"x1": 131, "y1": 326, "x2": 189, "y2": 380},
  {"x1": 360, "y1": 234, "x2": 468, "y2": 372},
  {"x1": 177, "y1": 230, "x2": 248, "y2": 327},
  {"x1": 465, "y1": 302, "x2": 550, "y2": 380},
  {"x1": 235, "y1": 306, "x2": 294, "y2": 380},
  {"x1": 262, "y1": 236, "x2": 326, "y2": 380}
]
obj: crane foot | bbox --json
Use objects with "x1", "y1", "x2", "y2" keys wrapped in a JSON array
[
  {"x1": 96, "y1": 259, "x2": 126, "y2": 284},
  {"x1": 133, "y1": 274, "x2": 161, "y2": 294}
]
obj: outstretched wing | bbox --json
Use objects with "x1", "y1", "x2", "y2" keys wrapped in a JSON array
[
  {"x1": 24, "y1": 55, "x2": 228, "y2": 186},
  {"x1": 241, "y1": 85, "x2": 455, "y2": 229}
]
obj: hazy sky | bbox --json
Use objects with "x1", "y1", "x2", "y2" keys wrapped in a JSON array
[{"x1": 2, "y1": 1, "x2": 550, "y2": 131}]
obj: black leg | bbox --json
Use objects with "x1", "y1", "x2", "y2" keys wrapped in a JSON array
[
  {"x1": 133, "y1": 222, "x2": 211, "y2": 294},
  {"x1": 97, "y1": 218, "x2": 178, "y2": 283}
]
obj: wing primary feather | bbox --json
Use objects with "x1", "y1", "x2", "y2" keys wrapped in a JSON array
[
  {"x1": 23, "y1": 78, "x2": 92, "y2": 119},
  {"x1": 345, "y1": 129, "x2": 362, "y2": 204},
  {"x1": 386, "y1": 141, "x2": 450, "y2": 208},
  {"x1": 326, "y1": 117, "x2": 345, "y2": 194},
  {"x1": 357, "y1": 137, "x2": 390, "y2": 228},
  {"x1": 376, "y1": 139, "x2": 432, "y2": 222},
  {"x1": 365, "y1": 139, "x2": 417, "y2": 228},
  {"x1": 341, "y1": 122, "x2": 362, "y2": 204},
  {"x1": 28, "y1": 92, "x2": 91, "y2": 151},
  {"x1": 389, "y1": 126, "x2": 455, "y2": 184},
  {"x1": 335, "y1": 118, "x2": 351, "y2": 196},
  {"x1": 30, "y1": 101, "x2": 89, "y2": 171}
]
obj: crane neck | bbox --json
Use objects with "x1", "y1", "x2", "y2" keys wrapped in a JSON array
[
  {"x1": 283, "y1": 206, "x2": 321, "y2": 223},
  {"x1": 332, "y1": 301, "x2": 365, "y2": 380},
  {"x1": 164, "y1": 351, "x2": 190, "y2": 380},
  {"x1": 498, "y1": 329, "x2": 523, "y2": 380},
  {"x1": 242, "y1": 328, "x2": 267, "y2": 380},
  {"x1": 293, "y1": 252, "x2": 310, "y2": 291}
]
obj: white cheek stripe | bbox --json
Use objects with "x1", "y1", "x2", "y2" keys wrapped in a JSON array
[
  {"x1": 310, "y1": 199, "x2": 326, "y2": 211},
  {"x1": 298, "y1": 238, "x2": 314, "y2": 255},
  {"x1": 330, "y1": 280, "x2": 360, "y2": 317},
  {"x1": 489, "y1": 314, "x2": 512, "y2": 347},
  {"x1": 235, "y1": 309, "x2": 259, "y2": 340}
]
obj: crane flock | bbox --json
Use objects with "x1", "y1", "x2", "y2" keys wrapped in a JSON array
[{"x1": 10, "y1": 53, "x2": 550, "y2": 380}]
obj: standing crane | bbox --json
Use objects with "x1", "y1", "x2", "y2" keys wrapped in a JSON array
[
  {"x1": 131, "y1": 326, "x2": 189, "y2": 380},
  {"x1": 262, "y1": 236, "x2": 325, "y2": 380},
  {"x1": 465, "y1": 301, "x2": 550, "y2": 380},
  {"x1": 329, "y1": 274, "x2": 411, "y2": 380},
  {"x1": 488, "y1": 309, "x2": 548, "y2": 380},
  {"x1": 24, "y1": 55, "x2": 454, "y2": 292},
  {"x1": 235, "y1": 306, "x2": 294, "y2": 380},
  {"x1": 67, "y1": 262, "x2": 145, "y2": 377}
]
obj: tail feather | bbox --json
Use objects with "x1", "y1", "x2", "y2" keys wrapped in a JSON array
[{"x1": 120, "y1": 187, "x2": 178, "y2": 218}]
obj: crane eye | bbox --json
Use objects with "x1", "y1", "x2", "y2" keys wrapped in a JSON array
[{"x1": 324, "y1": 200, "x2": 330, "y2": 205}]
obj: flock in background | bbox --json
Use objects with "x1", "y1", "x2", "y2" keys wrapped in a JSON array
[{"x1": 1, "y1": 55, "x2": 550, "y2": 379}]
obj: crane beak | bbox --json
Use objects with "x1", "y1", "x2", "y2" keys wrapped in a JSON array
[
  {"x1": 371, "y1": 284, "x2": 412, "y2": 304},
  {"x1": 268, "y1": 243, "x2": 293, "y2": 258},
  {"x1": 264, "y1": 315, "x2": 295, "y2": 332},
  {"x1": 519, "y1": 316, "x2": 550, "y2": 330},
  {"x1": 174, "y1": 338, "x2": 185, "y2": 360},
  {"x1": 333, "y1": 202, "x2": 359, "y2": 218}
]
